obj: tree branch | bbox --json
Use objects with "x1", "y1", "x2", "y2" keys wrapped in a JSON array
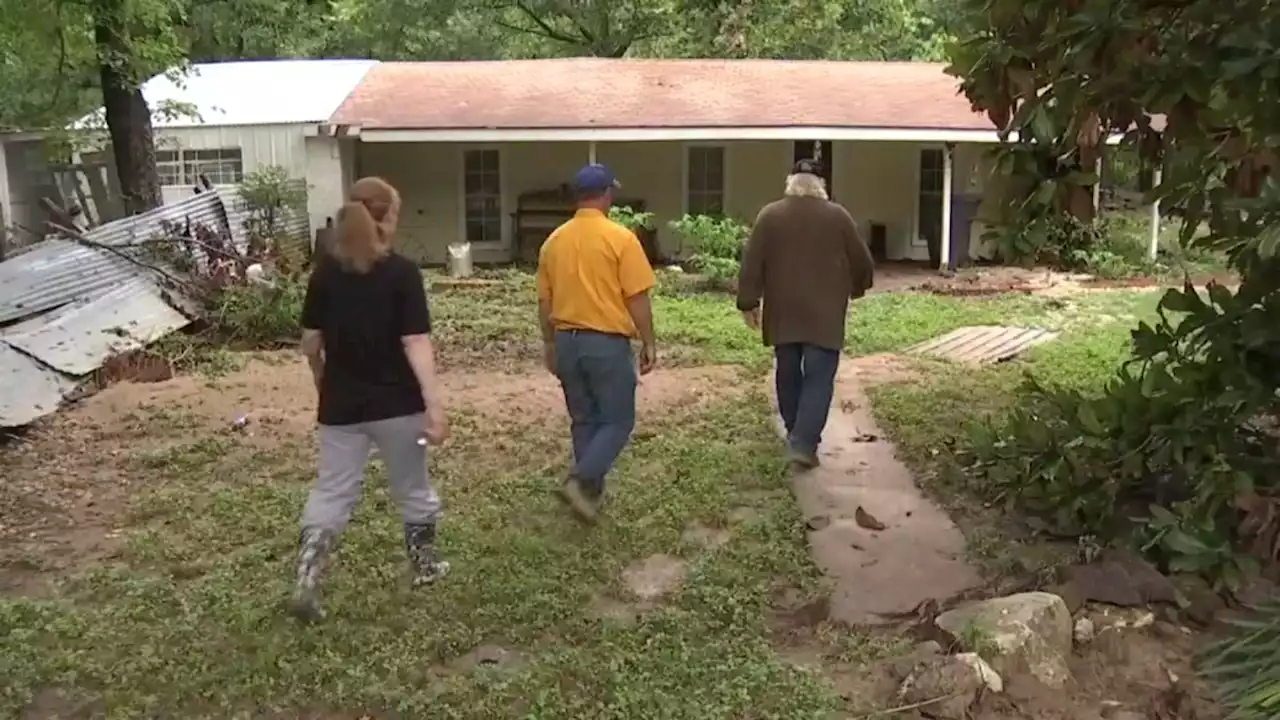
[{"x1": 503, "y1": 1, "x2": 590, "y2": 46}]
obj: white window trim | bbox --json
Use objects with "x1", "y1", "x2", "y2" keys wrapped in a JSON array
[
  {"x1": 681, "y1": 142, "x2": 729, "y2": 217},
  {"x1": 456, "y1": 144, "x2": 507, "y2": 249},
  {"x1": 911, "y1": 145, "x2": 946, "y2": 249},
  {"x1": 154, "y1": 147, "x2": 245, "y2": 188}
]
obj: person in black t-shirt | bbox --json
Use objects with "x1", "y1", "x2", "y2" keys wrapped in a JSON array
[{"x1": 291, "y1": 176, "x2": 451, "y2": 622}]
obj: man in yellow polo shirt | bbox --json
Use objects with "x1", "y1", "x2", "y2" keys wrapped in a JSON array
[{"x1": 537, "y1": 163, "x2": 657, "y2": 521}]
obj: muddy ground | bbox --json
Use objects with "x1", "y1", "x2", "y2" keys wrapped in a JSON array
[{"x1": 0, "y1": 354, "x2": 739, "y2": 596}]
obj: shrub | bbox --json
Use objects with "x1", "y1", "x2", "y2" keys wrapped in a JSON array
[
  {"x1": 608, "y1": 205, "x2": 655, "y2": 233},
  {"x1": 1199, "y1": 599, "x2": 1280, "y2": 719},
  {"x1": 236, "y1": 165, "x2": 310, "y2": 276},
  {"x1": 964, "y1": 283, "x2": 1280, "y2": 589},
  {"x1": 207, "y1": 276, "x2": 306, "y2": 347},
  {"x1": 667, "y1": 214, "x2": 750, "y2": 282},
  {"x1": 992, "y1": 211, "x2": 1227, "y2": 279}
]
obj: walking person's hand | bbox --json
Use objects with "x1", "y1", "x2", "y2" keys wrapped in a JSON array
[
  {"x1": 423, "y1": 404, "x2": 450, "y2": 445},
  {"x1": 543, "y1": 340, "x2": 557, "y2": 376},
  {"x1": 638, "y1": 342, "x2": 657, "y2": 376},
  {"x1": 742, "y1": 307, "x2": 761, "y2": 330}
]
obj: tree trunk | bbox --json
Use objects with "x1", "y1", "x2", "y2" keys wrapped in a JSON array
[{"x1": 92, "y1": 0, "x2": 161, "y2": 215}]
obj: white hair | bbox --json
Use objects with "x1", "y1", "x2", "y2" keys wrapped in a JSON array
[{"x1": 785, "y1": 173, "x2": 828, "y2": 200}]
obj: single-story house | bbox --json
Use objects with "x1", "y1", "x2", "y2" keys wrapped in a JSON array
[
  {"x1": 8, "y1": 58, "x2": 1152, "y2": 268},
  {"x1": 329, "y1": 59, "x2": 1004, "y2": 267}
]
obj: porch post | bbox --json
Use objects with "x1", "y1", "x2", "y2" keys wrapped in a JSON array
[
  {"x1": 588, "y1": 140, "x2": 598, "y2": 164},
  {"x1": 940, "y1": 143, "x2": 954, "y2": 271},
  {"x1": 1093, "y1": 155, "x2": 1103, "y2": 212},
  {"x1": 1148, "y1": 166, "x2": 1163, "y2": 260}
]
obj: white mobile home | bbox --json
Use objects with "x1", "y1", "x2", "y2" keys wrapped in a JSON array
[{"x1": 0, "y1": 59, "x2": 375, "y2": 249}]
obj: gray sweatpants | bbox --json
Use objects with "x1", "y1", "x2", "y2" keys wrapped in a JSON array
[{"x1": 300, "y1": 413, "x2": 442, "y2": 533}]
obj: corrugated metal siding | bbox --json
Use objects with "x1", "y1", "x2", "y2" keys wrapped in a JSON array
[
  {"x1": 0, "y1": 188, "x2": 249, "y2": 324},
  {"x1": 159, "y1": 125, "x2": 310, "y2": 178},
  {"x1": 1, "y1": 277, "x2": 190, "y2": 375},
  {"x1": 0, "y1": 186, "x2": 279, "y2": 427},
  {"x1": 906, "y1": 326, "x2": 1060, "y2": 364},
  {"x1": 0, "y1": 343, "x2": 77, "y2": 426}
]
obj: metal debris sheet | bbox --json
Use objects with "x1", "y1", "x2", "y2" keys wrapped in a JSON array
[
  {"x1": 906, "y1": 325, "x2": 1060, "y2": 365},
  {"x1": 0, "y1": 188, "x2": 253, "y2": 427}
]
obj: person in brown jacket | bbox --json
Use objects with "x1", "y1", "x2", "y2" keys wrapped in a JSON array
[{"x1": 737, "y1": 158, "x2": 875, "y2": 469}]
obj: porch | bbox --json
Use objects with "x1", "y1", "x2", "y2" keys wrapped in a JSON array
[{"x1": 343, "y1": 137, "x2": 998, "y2": 267}]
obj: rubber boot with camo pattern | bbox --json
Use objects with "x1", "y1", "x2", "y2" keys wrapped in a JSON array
[
  {"x1": 404, "y1": 522, "x2": 450, "y2": 586},
  {"x1": 290, "y1": 527, "x2": 333, "y2": 622}
]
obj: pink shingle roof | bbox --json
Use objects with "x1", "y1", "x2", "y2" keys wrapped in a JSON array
[{"x1": 330, "y1": 59, "x2": 993, "y2": 132}]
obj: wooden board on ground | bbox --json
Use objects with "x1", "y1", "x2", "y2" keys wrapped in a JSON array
[{"x1": 906, "y1": 325, "x2": 1059, "y2": 364}]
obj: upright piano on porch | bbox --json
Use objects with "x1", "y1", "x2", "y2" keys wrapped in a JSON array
[{"x1": 511, "y1": 185, "x2": 657, "y2": 263}]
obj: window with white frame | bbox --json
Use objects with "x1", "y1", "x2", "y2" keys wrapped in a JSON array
[
  {"x1": 686, "y1": 146, "x2": 725, "y2": 215},
  {"x1": 183, "y1": 148, "x2": 243, "y2": 185},
  {"x1": 915, "y1": 148, "x2": 945, "y2": 247},
  {"x1": 463, "y1": 148, "x2": 502, "y2": 244},
  {"x1": 155, "y1": 150, "x2": 182, "y2": 186},
  {"x1": 152, "y1": 148, "x2": 243, "y2": 187}
]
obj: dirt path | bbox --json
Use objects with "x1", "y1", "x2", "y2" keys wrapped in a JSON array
[{"x1": 774, "y1": 355, "x2": 982, "y2": 626}]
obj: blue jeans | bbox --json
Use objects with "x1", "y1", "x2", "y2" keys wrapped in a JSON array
[
  {"x1": 554, "y1": 329, "x2": 637, "y2": 497},
  {"x1": 775, "y1": 343, "x2": 840, "y2": 454}
]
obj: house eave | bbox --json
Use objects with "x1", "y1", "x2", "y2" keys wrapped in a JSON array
[
  {"x1": 356, "y1": 126, "x2": 1003, "y2": 144},
  {"x1": 355, "y1": 126, "x2": 1130, "y2": 145}
]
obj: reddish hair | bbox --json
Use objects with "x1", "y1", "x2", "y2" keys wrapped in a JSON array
[{"x1": 332, "y1": 177, "x2": 401, "y2": 273}]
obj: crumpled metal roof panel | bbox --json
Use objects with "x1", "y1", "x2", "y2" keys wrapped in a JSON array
[{"x1": 1, "y1": 277, "x2": 191, "y2": 376}]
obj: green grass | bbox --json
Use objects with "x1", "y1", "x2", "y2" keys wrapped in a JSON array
[
  {"x1": 2, "y1": 393, "x2": 871, "y2": 718},
  {"x1": 844, "y1": 288, "x2": 1160, "y2": 356},
  {"x1": 428, "y1": 269, "x2": 771, "y2": 370},
  {"x1": 863, "y1": 297, "x2": 1157, "y2": 573},
  {"x1": 1, "y1": 269, "x2": 1170, "y2": 717}
]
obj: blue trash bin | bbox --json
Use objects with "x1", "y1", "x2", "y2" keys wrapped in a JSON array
[{"x1": 948, "y1": 195, "x2": 982, "y2": 270}]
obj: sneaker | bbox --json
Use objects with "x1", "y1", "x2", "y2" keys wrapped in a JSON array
[
  {"x1": 290, "y1": 527, "x2": 333, "y2": 623},
  {"x1": 559, "y1": 477, "x2": 600, "y2": 522},
  {"x1": 405, "y1": 523, "x2": 450, "y2": 587}
]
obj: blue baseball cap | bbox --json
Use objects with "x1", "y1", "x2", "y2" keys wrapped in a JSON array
[{"x1": 574, "y1": 163, "x2": 621, "y2": 194}]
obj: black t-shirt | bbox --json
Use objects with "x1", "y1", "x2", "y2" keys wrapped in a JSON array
[{"x1": 300, "y1": 253, "x2": 432, "y2": 426}]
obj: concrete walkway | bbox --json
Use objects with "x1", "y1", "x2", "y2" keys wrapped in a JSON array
[{"x1": 774, "y1": 357, "x2": 982, "y2": 626}]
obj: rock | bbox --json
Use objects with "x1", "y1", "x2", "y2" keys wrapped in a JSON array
[
  {"x1": 935, "y1": 592, "x2": 1072, "y2": 689},
  {"x1": 1089, "y1": 606, "x2": 1155, "y2": 631},
  {"x1": 1092, "y1": 626, "x2": 1130, "y2": 664},
  {"x1": 1101, "y1": 710, "x2": 1147, "y2": 720},
  {"x1": 1232, "y1": 576, "x2": 1279, "y2": 606},
  {"x1": 1073, "y1": 617, "x2": 1096, "y2": 645},
  {"x1": 954, "y1": 652, "x2": 1004, "y2": 693},
  {"x1": 886, "y1": 640, "x2": 945, "y2": 681},
  {"x1": 1172, "y1": 573, "x2": 1224, "y2": 626},
  {"x1": 1065, "y1": 551, "x2": 1178, "y2": 606},
  {"x1": 898, "y1": 653, "x2": 1002, "y2": 720},
  {"x1": 1048, "y1": 582, "x2": 1084, "y2": 614},
  {"x1": 1153, "y1": 620, "x2": 1187, "y2": 640}
]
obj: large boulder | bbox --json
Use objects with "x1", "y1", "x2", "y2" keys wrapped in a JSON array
[
  {"x1": 898, "y1": 653, "x2": 1003, "y2": 720},
  {"x1": 935, "y1": 591, "x2": 1073, "y2": 689}
]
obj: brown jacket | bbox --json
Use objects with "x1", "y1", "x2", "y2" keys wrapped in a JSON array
[{"x1": 736, "y1": 196, "x2": 874, "y2": 350}]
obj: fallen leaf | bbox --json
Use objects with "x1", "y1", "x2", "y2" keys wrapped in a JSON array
[{"x1": 855, "y1": 506, "x2": 887, "y2": 531}]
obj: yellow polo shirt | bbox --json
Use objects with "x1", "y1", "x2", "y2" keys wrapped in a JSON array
[{"x1": 536, "y1": 209, "x2": 656, "y2": 338}]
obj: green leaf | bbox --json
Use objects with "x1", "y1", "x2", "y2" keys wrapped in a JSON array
[
  {"x1": 1256, "y1": 223, "x2": 1280, "y2": 258},
  {"x1": 1162, "y1": 529, "x2": 1210, "y2": 556},
  {"x1": 1076, "y1": 402, "x2": 1105, "y2": 435}
]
